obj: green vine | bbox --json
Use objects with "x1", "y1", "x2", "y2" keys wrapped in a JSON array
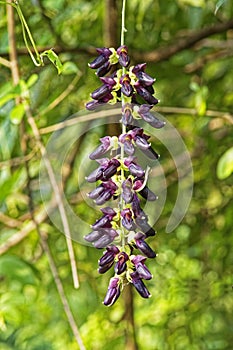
[{"x1": 1, "y1": 0, "x2": 63, "y2": 73}]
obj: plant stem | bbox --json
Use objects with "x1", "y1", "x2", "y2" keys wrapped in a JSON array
[{"x1": 120, "y1": 0, "x2": 127, "y2": 250}]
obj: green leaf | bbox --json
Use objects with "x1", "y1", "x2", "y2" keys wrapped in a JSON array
[
  {"x1": 215, "y1": 0, "x2": 228, "y2": 14},
  {"x1": 61, "y1": 61, "x2": 79, "y2": 75},
  {"x1": 0, "y1": 255, "x2": 39, "y2": 285},
  {"x1": 26, "y1": 73, "x2": 39, "y2": 88},
  {"x1": 217, "y1": 147, "x2": 233, "y2": 180},
  {"x1": 10, "y1": 104, "x2": 25, "y2": 125},
  {"x1": 41, "y1": 49, "x2": 63, "y2": 74},
  {"x1": 0, "y1": 93, "x2": 17, "y2": 108}
]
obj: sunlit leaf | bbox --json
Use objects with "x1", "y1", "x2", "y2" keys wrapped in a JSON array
[
  {"x1": 61, "y1": 61, "x2": 79, "y2": 75},
  {"x1": 217, "y1": 147, "x2": 233, "y2": 179},
  {"x1": 41, "y1": 49, "x2": 63, "y2": 74},
  {"x1": 215, "y1": 0, "x2": 228, "y2": 14},
  {"x1": 10, "y1": 103, "x2": 25, "y2": 125}
]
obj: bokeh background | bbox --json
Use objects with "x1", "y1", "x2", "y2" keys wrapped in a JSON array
[{"x1": 0, "y1": 1, "x2": 232, "y2": 349}]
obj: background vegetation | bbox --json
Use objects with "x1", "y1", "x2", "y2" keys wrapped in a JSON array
[{"x1": 0, "y1": 0, "x2": 232, "y2": 349}]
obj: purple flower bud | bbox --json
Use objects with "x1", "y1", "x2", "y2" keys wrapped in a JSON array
[
  {"x1": 134, "y1": 135, "x2": 150, "y2": 150},
  {"x1": 102, "y1": 158, "x2": 120, "y2": 180},
  {"x1": 96, "y1": 61, "x2": 111, "y2": 77},
  {"x1": 132, "y1": 194, "x2": 143, "y2": 217},
  {"x1": 99, "y1": 246, "x2": 120, "y2": 266},
  {"x1": 88, "y1": 185, "x2": 105, "y2": 199},
  {"x1": 98, "y1": 246, "x2": 120, "y2": 274},
  {"x1": 140, "y1": 146, "x2": 159, "y2": 160},
  {"x1": 121, "y1": 208, "x2": 136, "y2": 231},
  {"x1": 139, "y1": 186, "x2": 158, "y2": 201},
  {"x1": 132, "y1": 64, "x2": 155, "y2": 86},
  {"x1": 134, "y1": 232, "x2": 156, "y2": 258},
  {"x1": 92, "y1": 216, "x2": 112, "y2": 229},
  {"x1": 129, "y1": 163, "x2": 144, "y2": 178},
  {"x1": 122, "y1": 104, "x2": 133, "y2": 126},
  {"x1": 85, "y1": 100, "x2": 103, "y2": 110},
  {"x1": 135, "y1": 213, "x2": 156, "y2": 237},
  {"x1": 94, "y1": 228, "x2": 118, "y2": 248},
  {"x1": 86, "y1": 166, "x2": 104, "y2": 183},
  {"x1": 84, "y1": 230, "x2": 102, "y2": 243},
  {"x1": 103, "y1": 277, "x2": 121, "y2": 306},
  {"x1": 120, "y1": 74, "x2": 133, "y2": 97},
  {"x1": 130, "y1": 271, "x2": 151, "y2": 298},
  {"x1": 95, "y1": 189, "x2": 113, "y2": 205},
  {"x1": 91, "y1": 84, "x2": 111, "y2": 100},
  {"x1": 115, "y1": 252, "x2": 129, "y2": 274},
  {"x1": 135, "y1": 84, "x2": 158, "y2": 105},
  {"x1": 89, "y1": 47, "x2": 112, "y2": 69},
  {"x1": 137, "y1": 105, "x2": 165, "y2": 128},
  {"x1": 131, "y1": 255, "x2": 152, "y2": 280},
  {"x1": 117, "y1": 45, "x2": 130, "y2": 67},
  {"x1": 122, "y1": 178, "x2": 134, "y2": 203},
  {"x1": 119, "y1": 134, "x2": 135, "y2": 156},
  {"x1": 89, "y1": 136, "x2": 112, "y2": 160}
]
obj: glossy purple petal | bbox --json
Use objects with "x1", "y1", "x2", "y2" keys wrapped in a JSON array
[
  {"x1": 115, "y1": 252, "x2": 129, "y2": 275},
  {"x1": 89, "y1": 136, "x2": 111, "y2": 160},
  {"x1": 130, "y1": 271, "x2": 151, "y2": 298},
  {"x1": 103, "y1": 277, "x2": 121, "y2": 306},
  {"x1": 117, "y1": 45, "x2": 130, "y2": 67},
  {"x1": 135, "y1": 85, "x2": 158, "y2": 105},
  {"x1": 86, "y1": 166, "x2": 104, "y2": 183},
  {"x1": 139, "y1": 186, "x2": 158, "y2": 201},
  {"x1": 131, "y1": 255, "x2": 152, "y2": 280},
  {"x1": 88, "y1": 185, "x2": 104, "y2": 199}
]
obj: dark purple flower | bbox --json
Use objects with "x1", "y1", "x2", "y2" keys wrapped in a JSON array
[
  {"x1": 122, "y1": 178, "x2": 134, "y2": 203},
  {"x1": 131, "y1": 193, "x2": 143, "y2": 217},
  {"x1": 94, "y1": 228, "x2": 119, "y2": 248},
  {"x1": 119, "y1": 133, "x2": 135, "y2": 156},
  {"x1": 93, "y1": 180, "x2": 118, "y2": 205},
  {"x1": 84, "y1": 230, "x2": 103, "y2": 243},
  {"x1": 103, "y1": 277, "x2": 121, "y2": 306},
  {"x1": 121, "y1": 208, "x2": 136, "y2": 231},
  {"x1": 131, "y1": 255, "x2": 152, "y2": 280},
  {"x1": 135, "y1": 83, "x2": 158, "y2": 105},
  {"x1": 122, "y1": 103, "x2": 133, "y2": 126},
  {"x1": 102, "y1": 158, "x2": 120, "y2": 180},
  {"x1": 139, "y1": 186, "x2": 158, "y2": 201},
  {"x1": 134, "y1": 232, "x2": 156, "y2": 258},
  {"x1": 137, "y1": 104, "x2": 165, "y2": 128},
  {"x1": 115, "y1": 252, "x2": 129, "y2": 274},
  {"x1": 120, "y1": 74, "x2": 133, "y2": 97},
  {"x1": 132, "y1": 63, "x2": 155, "y2": 86},
  {"x1": 88, "y1": 185, "x2": 105, "y2": 199},
  {"x1": 92, "y1": 207, "x2": 116, "y2": 229},
  {"x1": 98, "y1": 246, "x2": 120, "y2": 274},
  {"x1": 130, "y1": 271, "x2": 151, "y2": 298},
  {"x1": 86, "y1": 91, "x2": 114, "y2": 110},
  {"x1": 86, "y1": 165, "x2": 105, "y2": 183},
  {"x1": 124, "y1": 157, "x2": 145, "y2": 178},
  {"x1": 89, "y1": 136, "x2": 112, "y2": 160},
  {"x1": 89, "y1": 47, "x2": 112, "y2": 69},
  {"x1": 135, "y1": 212, "x2": 156, "y2": 237},
  {"x1": 117, "y1": 45, "x2": 130, "y2": 67},
  {"x1": 96, "y1": 61, "x2": 111, "y2": 77}
]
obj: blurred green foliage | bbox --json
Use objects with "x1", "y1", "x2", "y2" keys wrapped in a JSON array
[{"x1": 0, "y1": 0, "x2": 232, "y2": 349}]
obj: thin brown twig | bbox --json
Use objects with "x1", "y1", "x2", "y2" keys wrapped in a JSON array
[
  {"x1": 38, "y1": 73, "x2": 82, "y2": 116},
  {"x1": 39, "y1": 230, "x2": 86, "y2": 350},
  {"x1": 25, "y1": 103, "x2": 80, "y2": 289},
  {"x1": 0, "y1": 56, "x2": 11, "y2": 68},
  {"x1": 38, "y1": 106, "x2": 233, "y2": 136},
  {"x1": 2, "y1": 18, "x2": 233, "y2": 63}
]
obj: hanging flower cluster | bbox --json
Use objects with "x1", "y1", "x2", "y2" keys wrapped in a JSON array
[{"x1": 85, "y1": 45, "x2": 165, "y2": 306}]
